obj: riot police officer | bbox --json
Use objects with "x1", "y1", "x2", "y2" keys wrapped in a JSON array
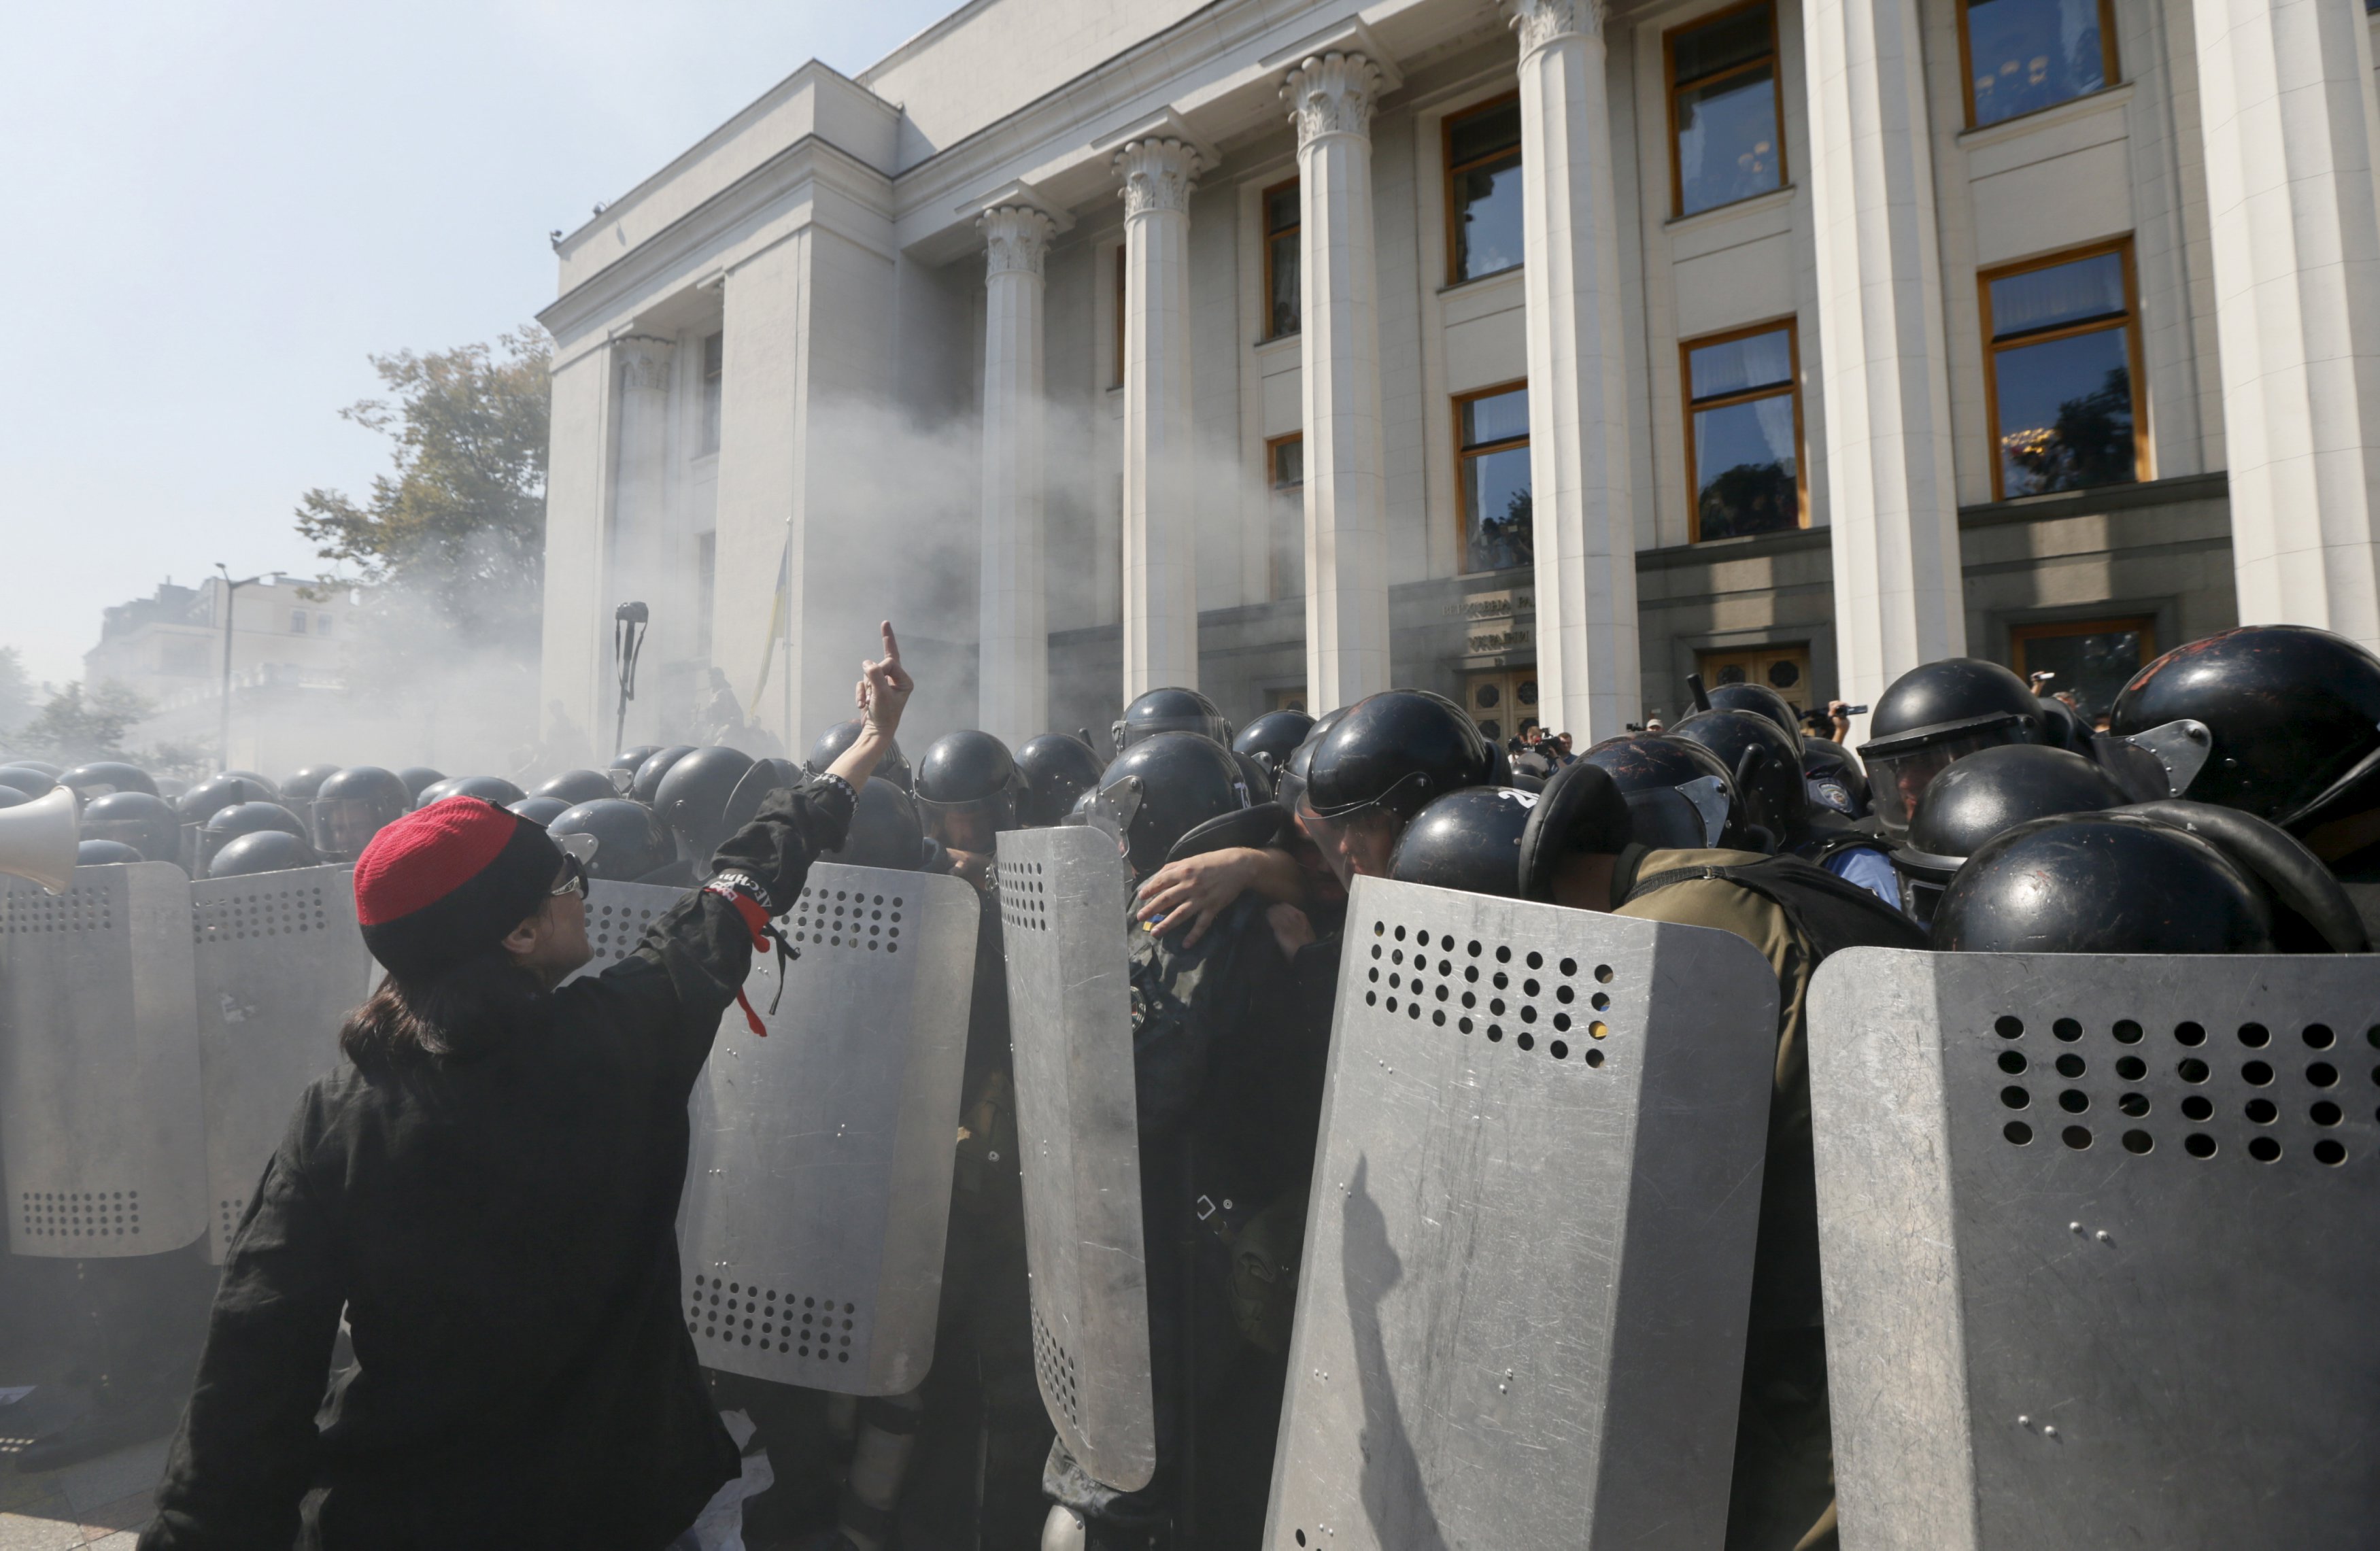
[
  {"x1": 80, "y1": 791, "x2": 185, "y2": 868},
  {"x1": 1110, "y1": 687, "x2": 1231, "y2": 756},
  {"x1": 546, "y1": 799, "x2": 674, "y2": 883},
  {"x1": 1673, "y1": 710, "x2": 1901, "y2": 909},
  {"x1": 648, "y1": 747, "x2": 758, "y2": 885},
  {"x1": 311, "y1": 767, "x2": 412, "y2": 866},
  {"x1": 1014, "y1": 733, "x2": 1106, "y2": 830},
  {"x1": 809, "y1": 720, "x2": 912, "y2": 795},
  {"x1": 1890, "y1": 744, "x2": 2128, "y2": 925},
  {"x1": 913, "y1": 730, "x2": 1024, "y2": 891},
  {"x1": 1856, "y1": 657, "x2": 2045, "y2": 839},
  {"x1": 208, "y1": 830, "x2": 322, "y2": 876}
]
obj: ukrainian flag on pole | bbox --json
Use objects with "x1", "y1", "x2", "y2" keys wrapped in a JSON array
[{"x1": 748, "y1": 528, "x2": 792, "y2": 719}]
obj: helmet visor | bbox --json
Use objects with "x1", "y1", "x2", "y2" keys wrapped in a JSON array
[
  {"x1": 1863, "y1": 723, "x2": 2031, "y2": 840},
  {"x1": 313, "y1": 798, "x2": 402, "y2": 861},
  {"x1": 1293, "y1": 792, "x2": 1405, "y2": 886},
  {"x1": 915, "y1": 791, "x2": 1016, "y2": 853}
]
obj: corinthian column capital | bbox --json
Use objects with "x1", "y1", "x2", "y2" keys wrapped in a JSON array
[
  {"x1": 1115, "y1": 139, "x2": 1200, "y2": 218},
  {"x1": 1506, "y1": 0, "x2": 1603, "y2": 55},
  {"x1": 979, "y1": 205, "x2": 1055, "y2": 278},
  {"x1": 1282, "y1": 51, "x2": 1381, "y2": 146},
  {"x1": 613, "y1": 335, "x2": 674, "y2": 393}
]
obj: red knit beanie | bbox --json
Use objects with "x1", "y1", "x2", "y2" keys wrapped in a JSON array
[{"x1": 353, "y1": 797, "x2": 564, "y2": 981}]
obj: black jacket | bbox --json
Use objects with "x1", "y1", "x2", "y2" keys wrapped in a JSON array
[{"x1": 141, "y1": 779, "x2": 855, "y2": 1551}]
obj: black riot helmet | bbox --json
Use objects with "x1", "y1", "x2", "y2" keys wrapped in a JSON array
[
  {"x1": 630, "y1": 746, "x2": 698, "y2": 806},
  {"x1": 80, "y1": 791, "x2": 182, "y2": 864},
  {"x1": 807, "y1": 721, "x2": 911, "y2": 794},
  {"x1": 1516, "y1": 761, "x2": 1637, "y2": 903},
  {"x1": 1015, "y1": 734, "x2": 1106, "y2": 828},
  {"x1": 547, "y1": 799, "x2": 673, "y2": 883},
  {"x1": 0, "y1": 766, "x2": 56, "y2": 799},
  {"x1": 1272, "y1": 705, "x2": 1350, "y2": 820},
  {"x1": 178, "y1": 774, "x2": 276, "y2": 827},
  {"x1": 201, "y1": 801, "x2": 309, "y2": 872},
  {"x1": 395, "y1": 766, "x2": 445, "y2": 802},
  {"x1": 1300, "y1": 692, "x2": 1487, "y2": 824},
  {"x1": 826, "y1": 779, "x2": 930, "y2": 872},
  {"x1": 1705, "y1": 682, "x2": 1803, "y2": 755},
  {"x1": 509, "y1": 795, "x2": 571, "y2": 826},
  {"x1": 411, "y1": 777, "x2": 462, "y2": 808},
  {"x1": 2109, "y1": 624, "x2": 2380, "y2": 836},
  {"x1": 1934, "y1": 813, "x2": 2275, "y2": 954},
  {"x1": 914, "y1": 730, "x2": 1023, "y2": 851},
  {"x1": 281, "y1": 765, "x2": 342, "y2": 806},
  {"x1": 1671, "y1": 709, "x2": 1805, "y2": 847},
  {"x1": 2033, "y1": 695, "x2": 2092, "y2": 753},
  {"x1": 61, "y1": 762, "x2": 158, "y2": 803},
  {"x1": 1387, "y1": 786, "x2": 1543, "y2": 898},
  {"x1": 1233, "y1": 709, "x2": 1316, "y2": 770},
  {"x1": 209, "y1": 830, "x2": 322, "y2": 877},
  {"x1": 443, "y1": 776, "x2": 527, "y2": 808},
  {"x1": 221, "y1": 769, "x2": 280, "y2": 798},
  {"x1": 722, "y1": 757, "x2": 804, "y2": 835},
  {"x1": 312, "y1": 766, "x2": 412, "y2": 863},
  {"x1": 1579, "y1": 734, "x2": 1752, "y2": 851},
  {"x1": 537, "y1": 769, "x2": 618, "y2": 806},
  {"x1": 611, "y1": 745, "x2": 662, "y2": 775},
  {"x1": 1086, "y1": 732, "x2": 1268, "y2": 877},
  {"x1": 1858, "y1": 658, "x2": 2043, "y2": 840},
  {"x1": 10, "y1": 761, "x2": 61, "y2": 777},
  {"x1": 1800, "y1": 737, "x2": 1871, "y2": 819},
  {"x1": 78, "y1": 838, "x2": 145, "y2": 866},
  {"x1": 1892, "y1": 745, "x2": 2129, "y2": 924},
  {"x1": 654, "y1": 747, "x2": 756, "y2": 875},
  {"x1": 1111, "y1": 687, "x2": 1231, "y2": 755}
]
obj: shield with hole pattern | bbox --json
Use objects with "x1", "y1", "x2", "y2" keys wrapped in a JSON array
[
  {"x1": 1807, "y1": 949, "x2": 2380, "y2": 1551},
  {"x1": 566, "y1": 879, "x2": 692, "y2": 982},
  {"x1": 1263, "y1": 876, "x2": 1780, "y2": 1550},
  {"x1": 192, "y1": 866, "x2": 373, "y2": 1263},
  {"x1": 0, "y1": 864, "x2": 207, "y2": 1257},
  {"x1": 678, "y1": 862, "x2": 979, "y2": 1395},
  {"x1": 994, "y1": 825, "x2": 1155, "y2": 1494}
]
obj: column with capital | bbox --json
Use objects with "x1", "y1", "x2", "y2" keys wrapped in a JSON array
[
  {"x1": 978, "y1": 205, "x2": 1055, "y2": 747},
  {"x1": 1801, "y1": 0, "x2": 1965, "y2": 732},
  {"x1": 2191, "y1": 0, "x2": 2380, "y2": 646},
  {"x1": 609, "y1": 335, "x2": 675, "y2": 745},
  {"x1": 1116, "y1": 138, "x2": 1202, "y2": 698},
  {"x1": 1285, "y1": 53, "x2": 1395, "y2": 711},
  {"x1": 1510, "y1": 0, "x2": 1639, "y2": 743}
]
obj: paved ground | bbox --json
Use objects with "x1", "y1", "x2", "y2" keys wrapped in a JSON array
[{"x1": 0, "y1": 1435, "x2": 167, "y2": 1550}]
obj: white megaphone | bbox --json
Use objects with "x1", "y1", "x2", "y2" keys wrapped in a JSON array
[{"x1": 0, "y1": 787, "x2": 80, "y2": 893}]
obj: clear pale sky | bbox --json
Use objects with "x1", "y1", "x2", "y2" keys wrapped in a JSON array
[{"x1": 0, "y1": 0, "x2": 955, "y2": 690}]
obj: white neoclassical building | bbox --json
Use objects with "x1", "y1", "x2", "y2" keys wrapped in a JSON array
[{"x1": 537, "y1": 0, "x2": 2380, "y2": 759}]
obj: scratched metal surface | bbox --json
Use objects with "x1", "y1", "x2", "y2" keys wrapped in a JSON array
[
  {"x1": 996, "y1": 825, "x2": 1157, "y2": 1493},
  {"x1": 1809, "y1": 950, "x2": 2380, "y2": 1550},
  {"x1": 190, "y1": 866, "x2": 369, "y2": 1263},
  {"x1": 1263, "y1": 878, "x2": 1779, "y2": 1549},
  {"x1": 679, "y1": 862, "x2": 978, "y2": 1395},
  {"x1": 0, "y1": 864, "x2": 207, "y2": 1257}
]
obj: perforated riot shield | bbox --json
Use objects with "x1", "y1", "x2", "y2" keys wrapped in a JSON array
[
  {"x1": 1263, "y1": 877, "x2": 1781, "y2": 1550},
  {"x1": 1808, "y1": 950, "x2": 2380, "y2": 1550},
  {"x1": 568, "y1": 879, "x2": 692, "y2": 980},
  {"x1": 679, "y1": 862, "x2": 978, "y2": 1395},
  {"x1": 995, "y1": 826, "x2": 1155, "y2": 1493},
  {"x1": 190, "y1": 866, "x2": 372, "y2": 1263},
  {"x1": 0, "y1": 864, "x2": 207, "y2": 1257}
]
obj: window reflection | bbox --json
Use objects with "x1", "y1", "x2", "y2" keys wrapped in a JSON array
[
  {"x1": 1986, "y1": 248, "x2": 2139, "y2": 498},
  {"x1": 1448, "y1": 99, "x2": 1525, "y2": 282},
  {"x1": 1686, "y1": 324, "x2": 1801, "y2": 540},
  {"x1": 1963, "y1": 0, "x2": 2113, "y2": 126},
  {"x1": 1671, "y1": 3, "x2": 1784, "y2": 217},
  {"x1": 1458, "y1": 386, "x2": 1533, "y2": 572},
  {"x1": 1264, "y1": 181, "x2": 1300, "y2": 339}
]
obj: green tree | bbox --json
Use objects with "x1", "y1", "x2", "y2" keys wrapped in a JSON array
[
  {"x1": 11, "y1": 681, "x2": 154, "y2": 765},
  {"x1": 296, "y1": 328, "x2": 551, "y2": 655}
]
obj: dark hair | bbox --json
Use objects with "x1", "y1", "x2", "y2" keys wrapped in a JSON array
[{"x1": 339, "y1": 955, "x2": 536, "y2": 1071}]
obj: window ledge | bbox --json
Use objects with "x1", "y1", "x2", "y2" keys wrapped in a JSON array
[
  {"x1": 1956, "y1": 82, "x2": 2134, "y2": 151},
  {"x1": 1958, "y1": 469, "x2": 2226, "y2": 527},
  {"x1": 1254, "y1": 333, "x2": 1300, "y2": 356},
  {"x1": 1663, "y1": 184, "x2": 1797, "y2": 235},
  {"x1": 1438, "y1": 265, "x2": 1525, "y2": 297}
]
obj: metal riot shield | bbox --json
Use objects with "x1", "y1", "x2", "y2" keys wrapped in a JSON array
[
  {"x1": 995, "y1": 825, "x2": 1155, "y2": 1493},
  {"x1": 0, "y1": 864, "x2": 207, "y2": 1257},
  {"x1": 1263, "y1": 877, "x2": 1782, "y2": 1550},
  {"x1": 191, "y1": 866, "x2": 372, "y2": 1263},
  {"x1": 1807, "y1": 950, "x2": 2380, "y2": 1550},
  {"x1": 568, "y1": 879, "x2": 692, "y2": 981},
  {"x1": 679, "y1": 862, "x2": 978, "y2": 1395}
]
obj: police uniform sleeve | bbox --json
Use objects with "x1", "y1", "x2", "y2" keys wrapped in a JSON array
[
  {"x1": 143, "y1": 1119, "x2": 345, "y2": 1551},
  {"x1": 560, "y1": 774, "x2": 856, "y2": 1087}
]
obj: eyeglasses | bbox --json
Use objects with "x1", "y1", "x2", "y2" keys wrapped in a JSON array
[{"x1": 550, "y1": 852, "x2": 586, "y2": 898}]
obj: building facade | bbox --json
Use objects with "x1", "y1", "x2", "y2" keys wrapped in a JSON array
[{"x1": 537, "y1": 0, "x2": 2380, "y2": 758}]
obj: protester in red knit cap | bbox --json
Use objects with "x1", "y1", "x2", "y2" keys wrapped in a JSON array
[{"x1": 143, "y1": 626, "x2": 915, "y2": 1551}]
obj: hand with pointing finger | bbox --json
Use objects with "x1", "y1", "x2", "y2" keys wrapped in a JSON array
[{"x1": 823, "y1": 621, "x2": 913, "y2": 790}]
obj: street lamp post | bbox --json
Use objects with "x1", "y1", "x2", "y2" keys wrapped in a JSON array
[{"x1": 215, "y1": 564, "x2": 262, "y2": 770}]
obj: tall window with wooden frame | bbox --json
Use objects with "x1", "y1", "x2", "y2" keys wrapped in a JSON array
[
  {"x1": 1667, "y1": 1, "x2": 1786, "y2": 218},
  {"x1": 1982, "y1": 241, "x2": 2143, "y2": 500},
  {"x1": 1455, "y1": 382, "x2": 1532, "y2": 573},
  {"x1": 1445, "y1": 95, "x2": 1525, "y2": 284},
  {"x1": 1683, "y1": 321, "x2": 1803, "y2": 541},
  {"x1": 1958, "y1": 0, "x2": 2117, "y2": 127},
  {"x1": 1266, "y1": 433, "x2": 1306, "y2": 600},
  {"x1": 1111, "y1": 245, "x2": 1127, "y2": 389},
  {"x1": 1263, "y1": 179, "x2": 1301, "y2": 340}
]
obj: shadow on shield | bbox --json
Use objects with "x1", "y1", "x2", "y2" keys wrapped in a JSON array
[
  {"x1": 994, "y1": 826, "x2": 1156, "y2": 1495},
  {"x1": 1263, "y1": 877, "x2": 1780, "y2": 1549},
  {"x1": 0, "y1": 864, "x2": 208, "y2": 1257},
  {"x1": 677, "y1": 862, "x2": 979, "y2": 1397},
  {"x1": 1809, "y1": 949, "x2": 2380, "y2": 1550},
  {"x1": 190, "y1": 866, "x2": 373, "y2": 1264}
]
